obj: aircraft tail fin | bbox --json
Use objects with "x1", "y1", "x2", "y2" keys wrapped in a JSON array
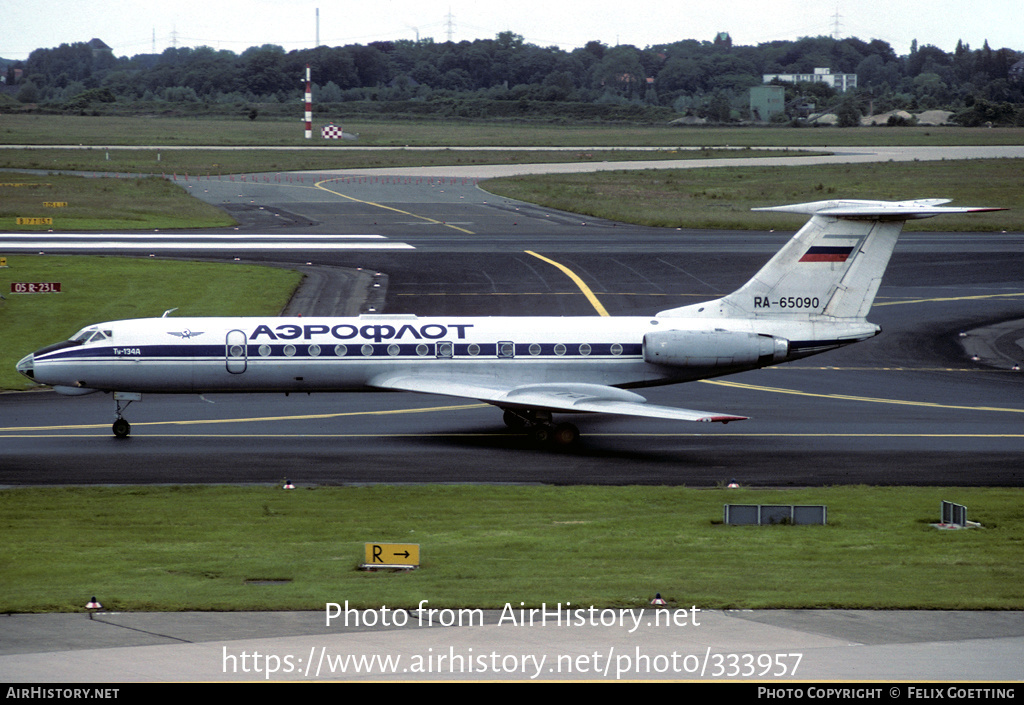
[{"x1": 657, "y1": 199, "x2": 1005, "y2": 321}]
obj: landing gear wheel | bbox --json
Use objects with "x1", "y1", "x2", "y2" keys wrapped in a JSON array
[
  {"x1": 528, "y1": 424, "x2": 552, "y2": 445},
  {"x1": 112, "y1": 418, "x2": 131, "y2": 438},
  {"x1": 551, "y1": 422, "x2": 580, "y2": 446},
  {"x1": 527, "y1": 422, "x2": 579, "y2": 447}
]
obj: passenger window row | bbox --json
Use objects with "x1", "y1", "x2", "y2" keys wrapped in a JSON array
[{"x1": 250, "y1": 342, "x2": 631, "y2": 358}]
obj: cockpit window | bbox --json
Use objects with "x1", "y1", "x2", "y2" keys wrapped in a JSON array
[{"x1": 70, "y1": 328, "x2": 109, "y2": 343}]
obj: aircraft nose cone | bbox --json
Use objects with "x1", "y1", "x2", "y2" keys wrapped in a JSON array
[{"x1": 16, "y1": 353, "x2": 34, "y2": 380}]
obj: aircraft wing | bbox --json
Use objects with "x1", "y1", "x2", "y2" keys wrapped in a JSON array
[{"x1": 369, "y1": 375, "x2": 747, "y2": 423}]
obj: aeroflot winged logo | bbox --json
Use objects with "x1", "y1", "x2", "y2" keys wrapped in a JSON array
[
  {"x1": 249, "y1": 322, "x2": 475, "y2": 343},
  {"x1": 167, "y1": 329, "x2": 205, "y2": 339}
]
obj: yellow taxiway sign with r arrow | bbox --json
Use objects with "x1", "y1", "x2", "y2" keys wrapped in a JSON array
[{"x1": 364, "y1": 542, "x2": 420, "y2": 568}]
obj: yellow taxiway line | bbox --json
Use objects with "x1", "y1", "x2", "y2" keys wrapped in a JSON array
[
  {"x1": 313, "y1": 179, "x2": 475, "y2": 234},
  {"x1": 524, "y1": 250, "x2": 610, "y2": 316},
  {"x1": 703, "y1": 379, "x2": 1024, "y2": 414},
  {"x1": 0, "y1": 403, "x2": 487, "y2": 434}
]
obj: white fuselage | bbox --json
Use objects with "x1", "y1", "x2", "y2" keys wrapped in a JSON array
[{"x1": 21, "y1": 313, "x2": 877, "y2": 396}]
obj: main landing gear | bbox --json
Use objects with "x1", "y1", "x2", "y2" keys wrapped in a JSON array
[
  {"x1": 111, "y1": 392, "x2": 142, "y2": 438},
  {"x1": 502, "y1": 409, "x2": 580, "y2": 447}
]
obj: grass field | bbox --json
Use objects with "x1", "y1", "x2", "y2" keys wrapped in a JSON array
[
  {"x1": 0, "y1": 146, "x2": 806, "y2": 176},
  {"x1": 1, "y1": 485, "x2": 1020, "y2": 613},
  {"x1": 482, "y1": 158, "x2": 1024, "y2": 232},
  {"x1": 0, "y1": 255, "x2": 301, "y2": 389},
  {"x1": 0, "y1": 172, "x2": 236, "y2": 230},
  {"x1": 4, "y1": 114, "x2": 1024, "y2": 147}
]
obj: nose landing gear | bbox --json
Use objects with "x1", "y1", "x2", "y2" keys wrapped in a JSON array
[{"x1": 111, "y1": 392, "x2": 142, "y2": 438}]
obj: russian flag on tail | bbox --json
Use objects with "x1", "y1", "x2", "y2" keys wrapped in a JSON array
[{"x1": 800, "y1": 246, "x2": 855, "y2": 262}]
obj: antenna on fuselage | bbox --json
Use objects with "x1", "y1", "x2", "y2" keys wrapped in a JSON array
[{"x1": 162, "y1": 308, "x2": 178, "y2": 318}]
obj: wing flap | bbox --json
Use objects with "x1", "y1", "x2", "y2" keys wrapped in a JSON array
[{"x1": 369, "y1": 375, "x2": 746, "y2": 424}]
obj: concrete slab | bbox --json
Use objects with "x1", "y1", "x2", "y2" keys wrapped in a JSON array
[{"x1": 2, "y1": 610, "x2": 1022, "y2": 682}]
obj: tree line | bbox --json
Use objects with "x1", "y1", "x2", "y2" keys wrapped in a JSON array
[{"x1": 4, "y1": 32, "x2": 1023, "y2": 125}]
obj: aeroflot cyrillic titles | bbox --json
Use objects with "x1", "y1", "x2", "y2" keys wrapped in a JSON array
[
  {"x1": 16, "y1": 199, "x2": 1006, "y2": 444},
  {"x1": 249, "y1": 322, "x2": 474, "y2": 342}
]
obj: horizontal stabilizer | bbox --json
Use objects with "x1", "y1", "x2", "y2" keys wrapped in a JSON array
[
  {"x1": 370, "y1": 375, "x2": 746, "y2": 423},
  {"x1": 753, "y1": 198, "x2": 1007, "y2": 220}
]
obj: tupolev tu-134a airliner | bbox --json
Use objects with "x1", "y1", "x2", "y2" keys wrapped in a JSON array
[{"x1": 16, "y1": 199, "x2": 1006, "y2": 444}]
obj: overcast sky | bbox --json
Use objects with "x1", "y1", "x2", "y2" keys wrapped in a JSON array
[{"x1": 3, "y1": 0, "x2": 1021, "y2": 61}]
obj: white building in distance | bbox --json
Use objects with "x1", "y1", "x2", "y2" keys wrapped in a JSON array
[{"x1": 762, "y1": 67, "x2": 857, "y2": 93}]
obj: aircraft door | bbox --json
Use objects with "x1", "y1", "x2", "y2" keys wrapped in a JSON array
[{"x1": 225, "y1": 329, "x2": 248, "y2": 374}]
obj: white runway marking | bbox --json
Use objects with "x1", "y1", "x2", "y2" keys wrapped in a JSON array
[
  {"x1": 0, "y1": 233, "x2": 414, "y2": 250},
  {"x1": 0, "y1": 233, "x2": 389, "y2": 239}
]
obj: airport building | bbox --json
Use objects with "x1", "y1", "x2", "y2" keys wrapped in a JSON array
[
  {"x1": 762, "y1": 67, "x2": 858, "y2": 93},
  {"x1": 749, "y1": 85, "x2": 786, "y2": 122}
]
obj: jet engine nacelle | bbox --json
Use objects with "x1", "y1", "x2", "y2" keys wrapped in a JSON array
[{"x1": 643, "y1": 329, "x2": 789, "y2": 367}]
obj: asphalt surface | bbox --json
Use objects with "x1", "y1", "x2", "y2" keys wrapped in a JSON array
[{"x1": 2, "y1": 147, "x2": 1023, "y2": 682}]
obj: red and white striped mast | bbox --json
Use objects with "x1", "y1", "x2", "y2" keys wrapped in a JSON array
[{"x1": 304, "y1": 65, "x2": 312, "y2": 139}]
